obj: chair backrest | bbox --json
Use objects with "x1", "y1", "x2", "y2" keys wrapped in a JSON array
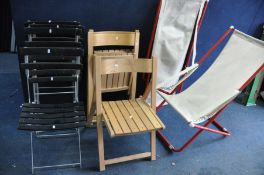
[
  {"x1": 20, "y1": 47, "x2": 83, "y2": 104},
  {"x1": 168, "y1": 30, "x2": 264, "y2": 121},
  {"x1": 87, "y1": 30, "x2": 140, "y2": 117},
  {"x1": 95, "y1": 55, "x2": 157, "y2": 116}
]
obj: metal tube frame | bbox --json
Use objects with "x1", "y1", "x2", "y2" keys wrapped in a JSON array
[
  {"x1": 24, "y1": 35, "x2": 83, "y2": 173},
  {"x1": 31, "y1": 129, "x2": 82, "y2": 174}
]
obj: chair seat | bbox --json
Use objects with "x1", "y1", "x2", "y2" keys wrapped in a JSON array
[
  {"x1": 94, "y1": 49, "x2": 133, "y2": 56},
  {"x1": 18, "y1": 102, "x2": 86, "y2": 131},
  {"x1": 102, "y1": 98, "x2": 165, "y2": 137}
]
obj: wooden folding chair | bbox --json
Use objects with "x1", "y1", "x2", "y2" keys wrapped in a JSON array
[
  {"x1": 94, "y1": 55, "x2": 165, "y2": 171},
  {"x1": 87, "y1": 30, "x2": 140, "y2": 125}
]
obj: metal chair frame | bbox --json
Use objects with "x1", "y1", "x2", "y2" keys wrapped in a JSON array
[{"x1": 22, "y1": 27, "x2": 83, "y2": 172}]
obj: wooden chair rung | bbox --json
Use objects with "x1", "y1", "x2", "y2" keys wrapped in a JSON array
[{"x1": 105, "y1": 152, "x2": 151, "y2": 165}]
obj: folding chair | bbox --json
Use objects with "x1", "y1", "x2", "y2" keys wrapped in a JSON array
[
  {"x1": 18, "y1": 47, "x2": 86, "y2": 174},
  {"x1": 21, "y1": 20, "x2": 84, "y2": 102},
  {"x1": 25, "y1": 20, "x2": 83, "y2": 43},
  {"x1": 87, "y1": 30, "x2": 140, "y2": 125},
  {"x1": 150, "y1": 27, "x2": 264, "y2": 152},
  {"x1": 25, "y1": 20, "x2": 82, "y2": 27},
  {"x1": 94, "y1": 55, "x2": 165, "y2": 171}
]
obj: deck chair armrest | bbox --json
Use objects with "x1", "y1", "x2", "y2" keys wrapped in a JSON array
[
  {"x1": 142, "y1": 64, "x2": 198, "y2": 101},
  {"x1": 179, "y1": 63, "x2": 199, "y2": 77},
  {"x1": 156, "y1": 64, "x2": 199, "y2": 95}
]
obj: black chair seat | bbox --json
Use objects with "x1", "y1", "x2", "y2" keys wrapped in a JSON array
[
  {"x1": 25, "y1": 41, "x2": 82, "y2": 47},
  {"x1": 18, "y1": 102, "x2": 86, "y2": 131}
]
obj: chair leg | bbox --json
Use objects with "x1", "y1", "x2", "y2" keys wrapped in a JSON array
[
  {"x1": 97, "y1": 116, "x2": 105, "y2": 171},
  {"x1": 30, "y1": 129, "x2": 82, "y2": 173},
  {"x1": 150, "y1": 131, "x2": 156, "y2": 161},
  {"x1": 212, "y1": 120, "x2": 229, "y2": 132},
  {"x1": 31, "y1": 132, "x2": 34, "y2": 174},
  {"x1": 77, "y1": 129, "x2": 82, "y2": 168},
  {"x1": 157, "y1": 104, "x2": 230, "y2": 153}
]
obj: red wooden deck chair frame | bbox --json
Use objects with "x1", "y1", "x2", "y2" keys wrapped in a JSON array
[{"x1": 144, "y1": 26, "x2": 264, "y2": 152}]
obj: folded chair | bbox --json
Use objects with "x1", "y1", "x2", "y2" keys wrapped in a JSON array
[
  {"x1": 94, "y1": 55, "x2": 165, "y2": 171},
  {"x1": 87, "y1": 30, "x2": 140, "y2": 125},
  {"x1": 18, "y1": 47, "x2": 86, "y2": 174},
  {"x1": 154, "y1": 27, "x2": 264, "y2": 152},
  {"x1": 25, "y1": 20, "x2": 84, "y2": 43}
]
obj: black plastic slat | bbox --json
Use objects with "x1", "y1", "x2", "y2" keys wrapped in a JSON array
[
  {"x1": 25, "y1": 21, "x2": 81, "y2": 26},
  {"x1": 26, "y1": 24, "x2": 83, "y2": 29},
  {"x1": 27, "y1": 55, "x2": 81, "y2": 62},
  {"x1": 24, "y1": 27, "x2": 83, "y2": 36},
  {"x1": 25, "y1": 41, "x2": 82, "y2": 47},
  {"x1": 31, "y1": 37, "x2": 83, "y2": 42},
  {"x1": 22, "y1": 106, "x2": 84, "y2": 113},
  {"x1": 19, "y1": 115, "x2": 86, "y2": 124},
  {"x1": 22, "y1": 102, "x2": 83, "y2": 108},
  {"x1": 28, "y1": 76, "x2": 77, "y2": 83},
  {"x1": 20, "y1": 111, "x2": 85, "y2": 119},
  {"x1": 18, "y1": 121, "x2": 86, "y2": 131},
  {"x1": 29, "y1": 69, "x2": 78, "y2": 76},
  {"x1": 20, "y1": 63, "x2": 83, "y2": 70},
  {"x1": 20, "y1": 47, "x2": 83, "y2": 56}
]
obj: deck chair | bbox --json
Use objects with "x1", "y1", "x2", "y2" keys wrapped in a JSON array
[
  {"x1": 94, "y1": 55, "x2": 165, "y2": 171},
  {"x1": 18, "y1": 47, "x2": 86, "y2": 174},
  {"x1": 87, "y1": 30, "x2": 140, "y2": 125},
  {"x1": 153, "y1": 27, "x2": 264, "y2": 152}
]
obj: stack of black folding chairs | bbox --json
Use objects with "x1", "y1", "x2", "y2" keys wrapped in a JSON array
[{"x1": 18, "y1": 20, "x2": 86, "y2": 174}]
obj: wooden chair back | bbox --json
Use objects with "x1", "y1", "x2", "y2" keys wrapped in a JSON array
[
  {"x1": 95, "y1": 56, "x2": 157, "y2": 118},
  {"x1": 87, "y1": 30, "x2": 140, "y2": 122}
]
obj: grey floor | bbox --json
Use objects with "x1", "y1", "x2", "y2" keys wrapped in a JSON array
[{"x1": 0, "y1": 52, "x2": 264, "y2": 175}]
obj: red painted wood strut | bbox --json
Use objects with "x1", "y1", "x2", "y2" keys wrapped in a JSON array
[
  {"x1": 146, "y1": 0, "x2": 162, "y2": 59},
  {"x1": 144, "y1": 0, "x2": 163, "y2": 84},
  {"x1": 157, "y1": 62, "x2": 264, "y2": 153},
  {"x1": 157, "y1": 103, "x2": 231, "y2": 152}
]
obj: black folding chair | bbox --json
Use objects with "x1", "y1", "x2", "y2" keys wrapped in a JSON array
[{"x1": 18, "y1": 47, "x2": 85, "y2": 174}]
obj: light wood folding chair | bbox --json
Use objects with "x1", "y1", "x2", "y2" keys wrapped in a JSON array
[
  {"x1": 94, "y1": 55, "x2": 165, "y2": 171},
  {"x1": 87, "y1": 30, "x2": 140, "y2": 125}
]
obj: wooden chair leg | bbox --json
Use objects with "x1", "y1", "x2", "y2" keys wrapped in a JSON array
[
  {"x1": 97, "y1": 115, "x2": 105, "y2": 171},
  {"x1": 150, "y1": 131, "x2": 156, "y2": 161}
]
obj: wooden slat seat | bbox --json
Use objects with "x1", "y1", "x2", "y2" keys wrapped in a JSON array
[
  {"x1": 18, "y1": 103, "x2": 86, "y2": 131},
  {"x1": 102, "y1": 98, "x2": 165, "y2": 137},
  {"x1": 94, "y1": 49, "x2": 133, "y2": 56}
]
